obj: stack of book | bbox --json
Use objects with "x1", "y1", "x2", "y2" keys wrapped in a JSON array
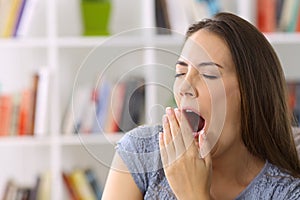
[
  {"x1": 62, "y1": 168, "x2": 102, "y2": 200},
  {"x1": 0, "y1": 68, "x2": 50, "y2": 137},
  {"x1": 2, "y1": 171, "x2": 51, "y2": 200},
  {"x1": 257, "y1": 0, "x2": 300, "y2": 32},
  {"x1": 62, "y1": 77, "x2": 145, "y2": 134},
  {"x1": 0, "y1": 0, "x2": 38, "y2": 38}
]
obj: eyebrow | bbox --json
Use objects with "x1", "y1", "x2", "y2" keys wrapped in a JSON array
[{"x1": 176, "y1": 60, "x2": 224, "y2": 69}]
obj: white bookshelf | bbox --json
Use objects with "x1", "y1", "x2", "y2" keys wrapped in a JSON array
[{"x1": 0, "y1": 0, "x2": 300, "y2": 199}]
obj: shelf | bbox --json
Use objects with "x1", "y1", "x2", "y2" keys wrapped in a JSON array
[
  {"x1": 265, "y1": 33, "x2": 300, "y2": 44},
  {"x1": 0, "y1": 33, "x2": 298, "y2": 49},
  {"x1": 57, "y1": 35, "x2": 184, "y2": 48},
  {"x1": 59, "y1": 133, "x2": 124, "y2": 145},
  {"x1": 0, "y1": 136, "x2": 52, "y2": 146},
  {"x1": 0, "y1": 133, "x2": 124, "y2": 147},
  {"x1": 0, "y1": 38, "x2": 49, "y2": 48}
]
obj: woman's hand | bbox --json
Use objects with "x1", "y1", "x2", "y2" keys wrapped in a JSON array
[{"x1": 159, "y1": 107, "x2": 212, "y2": 200}]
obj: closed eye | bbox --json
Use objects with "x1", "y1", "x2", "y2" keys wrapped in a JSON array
[
  {"x1": 202, "y1": 74, "x2": 219, "y2": 79},
  {"x1": 175, "y1": 73, "x2": 186, "y2": 78}
]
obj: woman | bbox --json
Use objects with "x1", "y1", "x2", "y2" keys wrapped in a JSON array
[{"x1": 102, "y1": 12, "x2": 300, "y2": 199}]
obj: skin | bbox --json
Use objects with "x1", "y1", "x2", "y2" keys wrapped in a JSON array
[{"x1": 102, "y1": 29, "x2": 265, "y2": 200}]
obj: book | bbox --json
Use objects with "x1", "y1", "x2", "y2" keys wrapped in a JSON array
[
  {"x1": 36, "y1": 171, "x2": 51, "y2": 200},
  {"x1": 287, "y1": 82, "x2": 300, "y2": 126},
  {"x1": 84, "y1": 169, "x2": 102, "y2": 200},
  {"x1": 155, "y1": 0, "x2": 171, "y2": 34},
  {"x1": 278, "y1": 0, "x2": 299, "y2": 32},
  {"x1": 15, "y1": 0, "x2": 38, "y2": 37},
  {"x1": 2, "y1": 179, "x2": 18, "y2": 200},
  {"x1": 28, "y1": 175, "x2": 40, "y2": 200},
  {"x1": 62, "y1": 172, "x2": 81, "y2": 200},
  {"x1": 33, "y1": 68, "x2": 50, "y2": 136},
  {"x1": 62, "y1": 86, "x2": 91, "y2": 134},
  {"x1": 15, "y1": 187, "x2": 31, "y2": 200},
  {"x1": 1, "y1": 0, "x2": 22, "y2": 37},
  {"x1": 257, "y1": 0, "x2": 276, "y2": 32},
  {"x1": 92, "y1": 80, "x2": 111, "y2": 133},
  {"x1": 0, "y1": 94, "x2": 13, "y2": 136},
  {"x1": 164, "y1": 0, "x2": 190, "y2": 34},
  {"x1": 296, "y1": 5, "x2": 300, "y2": 32},
  {"x1": 29, "y1": 72, "x2": 38, "y2": 135},
  {"x1": 276, "y1": 0, "x2": 285, "y2": 28},
  {"x1": 18, "y1": 89, "x2": 32, "y2": 136},
  {"x1": 9, "y1": 93, "x2": 20, "y2": 136},
  {"x1": 0, "y1": 0, "x2": 13, "y2": 35},
  {"x1": 12, "y1": 0, "x2": 27, "y2": 37},
  {"x1": 69, "y1": 169, "x2": 96, "y2": 200},
  {"x1": 105, "y1": 81, "x2": 126, "y2": 133},
  {"x1": 79, "y1": 89, "x2": 97, "y2": 134}
]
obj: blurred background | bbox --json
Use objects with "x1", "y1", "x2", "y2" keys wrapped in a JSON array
[{"x1": 0, "y1": 0, "x2": 299, "y2": 199}]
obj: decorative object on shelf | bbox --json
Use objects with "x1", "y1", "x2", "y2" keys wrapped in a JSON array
[{"x1": 80, "y1": 0, "x2": 111, "y2": 36}]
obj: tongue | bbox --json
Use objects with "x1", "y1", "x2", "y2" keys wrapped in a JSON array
[{"x1": 183, "y1": 110, "x2": 205, "y2": 132}]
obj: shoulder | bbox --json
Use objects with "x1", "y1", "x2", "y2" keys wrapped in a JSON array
[
  {"x1": 117, "y1": 124, "x2": 162, "y2": 153},
  {"x1": 116, "y1": 124, "x2": 163, "y2": 173},
  {"x1": 238, "y1": 161, "x2": 300, "y2": 199},
  {"x1": 264, "y1": 162, "x2": 300, "y2": 199},
  {"x1": 115, "y1": 125, "x2": 166, "y2": 195}
]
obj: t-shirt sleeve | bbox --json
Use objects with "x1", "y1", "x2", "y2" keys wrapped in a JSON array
[{"x1": 115, "y1": 125, "x2": 163, "y2": 195}]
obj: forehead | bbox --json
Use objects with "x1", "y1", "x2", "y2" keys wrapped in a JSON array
[{"x1": 181, "y1": 30, "x2": 234, "y2": 70}]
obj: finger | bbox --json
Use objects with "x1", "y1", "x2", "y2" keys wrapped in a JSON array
[
  {"x1": 159, "y1": 132, "x2": 168, "y2": 167},
  {"x1": 198, "y1": 130, "x2": 212, "y2": 168},
  {"x1": 162, "y1": 114, "x2": 176, "y2": 165},
  {"x1": 162, "y1": 114, "x2": 173, "y2": 144},
  {"x1": 198, "y1": 129, "x2": 209, "y2": 158},
  {"x1": 165, "y1": 107, "x2": 180, "y2": 139},
  {"x1": 172, "y1": 108, "x2": 187, "y2": 158}
]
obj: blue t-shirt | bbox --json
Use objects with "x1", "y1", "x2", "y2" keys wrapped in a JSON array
[{"x1": 116, "y1": 125, "x2": 300, "y2": 199}]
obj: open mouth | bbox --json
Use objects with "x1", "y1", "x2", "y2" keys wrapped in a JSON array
[{"x1": 182, "y1": 109, "x2": 205, "y2": 139}]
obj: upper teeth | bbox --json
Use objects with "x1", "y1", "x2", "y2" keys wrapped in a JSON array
[{"x1": 186, "y1": 109, "x2": 193, "y2": 112}]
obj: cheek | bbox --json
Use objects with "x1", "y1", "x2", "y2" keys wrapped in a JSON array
[
  {"x1": 173, "y1": 79, "x2": 181, "y2": 107},
  {"x1": 225, "y1": 81, "x2": 241, "y2": 121}
]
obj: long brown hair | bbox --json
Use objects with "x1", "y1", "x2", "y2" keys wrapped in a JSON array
[{"x1": 186, "y1": 12, "x2": 300, "y2": 176}]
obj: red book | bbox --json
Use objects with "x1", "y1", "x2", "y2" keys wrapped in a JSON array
[
  {"x1": 296, "y1": 5, "x2": 300, "y2": 32},
  {"x1": 18, "y1": 89, "x2": 32, "y2": 136},
  {"x1": 62, "y1": 172, "x2": 81, "y2": 200},
  {"x1": 0, "y1": 94, "x2": 13, "y2": 136},
  {"x1": 257, "y1": 0, "x2": 276, "y2": 32}
]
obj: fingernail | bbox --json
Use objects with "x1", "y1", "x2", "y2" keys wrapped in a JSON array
[
  {"x1": 174, "y1": 108, "x2": 180, "y2": 117},
  {"x1": 166, "y1": 107, "x2": 172, "y2": 115}
]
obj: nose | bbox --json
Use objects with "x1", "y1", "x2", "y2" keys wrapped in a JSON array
[{"x1": 179, "y1": 71, "x2": 198, "y2": 98}]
